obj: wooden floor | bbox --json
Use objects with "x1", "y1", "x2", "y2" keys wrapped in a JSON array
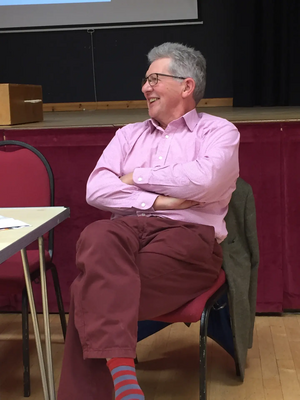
[
  {"x1": 2, "y1": 106, "x2": 300, "y2": 131},
  {"x1": 0, "y1": 314, "x2": 300, "y2": 399}
]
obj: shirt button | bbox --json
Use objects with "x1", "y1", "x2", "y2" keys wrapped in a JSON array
[
  {"x1": 158, "y1": 156, "x2": 163, "y2": 160},
  {"x1": 138, "y1": 177, "x2": 143, "y2": 182},
  {"x1": 141, "y1": 203, "x2": 146, "y2": 207},
  {"x1": 165, "y1": 135, "x2": 169, "y2": 139}
]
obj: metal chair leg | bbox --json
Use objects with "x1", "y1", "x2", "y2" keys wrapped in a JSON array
[
  {"x1": 50, "y1": 264, "x2": 67, "y2": 339},
  {"x1": 22, "y1": 288, "x2": 30, "y2": 397},
  {"x1": 199, "y1": 306, "x2": 211, "y2": 400},
  {"x1": 199, "y1": 284, "x2": 230, "y2": 400}
]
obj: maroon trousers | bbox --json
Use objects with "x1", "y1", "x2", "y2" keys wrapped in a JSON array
[{"x1": 57, "y1": 216, "x2": 222, "y2": 400}]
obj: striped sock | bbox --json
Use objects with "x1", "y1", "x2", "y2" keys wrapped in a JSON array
[{"x1": 107, "y1": 358, "x2": 145, "y2": 400}]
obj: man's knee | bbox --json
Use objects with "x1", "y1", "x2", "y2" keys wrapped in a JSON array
[{"x1": 76, "y1": 219, "x2": 113, "y2": 251}]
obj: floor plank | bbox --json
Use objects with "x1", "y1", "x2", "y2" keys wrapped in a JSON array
[{"x1": 0, "y1": 314, "x2": 300, "y2": 400}]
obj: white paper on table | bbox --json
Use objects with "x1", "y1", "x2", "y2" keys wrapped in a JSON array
[{"x1": 0, "y1": 215, "x2": 31, "y2": 230}]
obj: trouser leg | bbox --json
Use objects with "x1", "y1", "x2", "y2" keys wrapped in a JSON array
[
  {"x1": 58, "y1": 217, "x2": 143, "y2": 400},
  {"x1": 72, "y1": 218, "x2": 142, "y2": 359},
  {"x1": 137, "y1": 218, "x2": 222, "y2": 320},
  {"x1": 57, "y1": 294, "x2": 113, "y2": 400}
]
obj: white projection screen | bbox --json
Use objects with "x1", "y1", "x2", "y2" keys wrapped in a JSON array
[{"x1": 0, "y1": 0, "x2": 202, "y2": 32}]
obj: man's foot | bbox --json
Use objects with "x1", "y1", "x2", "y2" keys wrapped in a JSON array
[{"x1": 107, "y1": 358, "x2": 145, "y2": 400}]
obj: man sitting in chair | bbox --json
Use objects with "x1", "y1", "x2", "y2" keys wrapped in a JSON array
[{"x1": 58, "y1": 42, "x2": 240, "y2": 400}]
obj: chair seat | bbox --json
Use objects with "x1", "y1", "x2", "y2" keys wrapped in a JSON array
[
  {"x1": 0, "y1": 250, "x2": 51, "y2": 294},
  {"x1": 153, "y1": 269, "x2": 226, "y2": 323}
]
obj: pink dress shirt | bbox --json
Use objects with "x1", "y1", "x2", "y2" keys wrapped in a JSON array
[{"x1": 86, "y1": 109, "x2": 240, "y2": 242}]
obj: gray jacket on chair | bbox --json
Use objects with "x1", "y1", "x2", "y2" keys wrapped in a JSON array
[{"x1": 221, "y1": 177, "x2": 259, "y2": 380}]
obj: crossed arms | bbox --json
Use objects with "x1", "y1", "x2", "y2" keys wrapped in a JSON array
[
  {"x1": 119, "y1": 172, "x2": 198, "y2": 210},
  {"x1": 86, "y1": 122, "x2": 240, "y2": 215}
]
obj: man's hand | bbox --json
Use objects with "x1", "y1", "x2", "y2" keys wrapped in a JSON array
[
  {"x1": 120, "y1": 172, "x2": 134, "y2": 185},
  {"x1": 153, "y1": 195, "x2": 199, "y2": 210}
]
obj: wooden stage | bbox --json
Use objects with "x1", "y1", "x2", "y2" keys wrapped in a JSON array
[
  {"x1": 0, "y1": 106, "x2": 300, "y2": 314},
  {"x1": 1, "y1": 106, "x2": 300, "y2": 131}
]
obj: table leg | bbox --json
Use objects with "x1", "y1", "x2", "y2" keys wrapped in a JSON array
[
  {"x1": 21, "y1": 248, "x2": 50, "y2": 400},
  {"x1": 38, "y1": 236, "x2": 56, "y2": 400}
]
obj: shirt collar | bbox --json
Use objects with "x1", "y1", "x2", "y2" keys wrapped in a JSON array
[
  {"x1": 182, "y1": 109, "x2": 200, "y2": 131},
  {"x1": 148, "y1": 108, "x2": 199, "y2": 132}
]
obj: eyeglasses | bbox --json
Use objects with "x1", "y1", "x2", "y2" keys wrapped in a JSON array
[{"x1": 141, "y1": 73, "x2": 186, "y2": 88}]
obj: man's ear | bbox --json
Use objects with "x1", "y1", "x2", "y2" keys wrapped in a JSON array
[{"x1": 182, "y1": 78, "x2": 196, "y2": 98}]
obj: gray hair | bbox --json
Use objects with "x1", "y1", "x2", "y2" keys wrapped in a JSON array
[{"x1": 147, "y1": 42, "x2": 206, "y2": 104}]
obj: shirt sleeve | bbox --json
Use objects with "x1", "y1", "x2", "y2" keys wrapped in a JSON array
[
  {"x1": 86, "y1": 128, "x2": 158, "y2": 214},
  {"x1": 132, "y1": 122, "x2": 240, "y2": 203}
]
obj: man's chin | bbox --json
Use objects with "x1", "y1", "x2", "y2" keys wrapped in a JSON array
[{"x1": 148, "y1": 110, "x2": 156, "y2": 119}]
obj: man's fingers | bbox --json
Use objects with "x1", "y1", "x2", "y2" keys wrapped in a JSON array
[{"x1": 179, "y1": 200, "x2": 199, "y2": 209}]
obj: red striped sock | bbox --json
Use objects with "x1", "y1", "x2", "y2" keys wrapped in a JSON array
[{"x1": 107, "y1": 358, "x2": 145, "y2": 400}]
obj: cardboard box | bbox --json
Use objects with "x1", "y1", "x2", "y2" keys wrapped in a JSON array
[{"x1": 0, "y1": 83, "x2": 43, "y2": 126}]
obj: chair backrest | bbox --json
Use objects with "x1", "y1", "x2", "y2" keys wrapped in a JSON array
[{"x1": 0, "y1": 140, "x2": 55, "y2": 253}]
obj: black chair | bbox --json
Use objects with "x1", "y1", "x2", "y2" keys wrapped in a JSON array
[{"x1": 137, "y1": 268, "x2": 239, "y2": 400}]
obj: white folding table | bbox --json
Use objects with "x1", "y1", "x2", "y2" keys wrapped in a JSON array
[{"x1": 0, "y1": 207, "x2": 70, "y2": 400}]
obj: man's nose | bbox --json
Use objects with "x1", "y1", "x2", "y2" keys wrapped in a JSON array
[{"x1": 141, "y1": 80, "x2": 152, "y2": 94}]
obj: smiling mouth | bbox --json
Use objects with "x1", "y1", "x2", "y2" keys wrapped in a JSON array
[{"x1": 149, "y1": 98, "x2": 159, "y2": 104}]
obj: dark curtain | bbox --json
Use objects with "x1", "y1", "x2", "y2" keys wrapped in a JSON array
[{"x1": 233, "y1": 1, "x2": 300, "y2": 106}]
